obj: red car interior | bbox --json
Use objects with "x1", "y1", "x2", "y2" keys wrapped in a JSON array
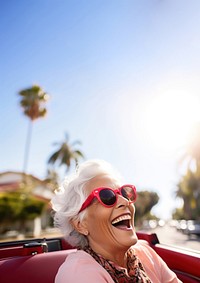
[{"x1": 0, "y1": 232, "x2": 199, "y2": 283}]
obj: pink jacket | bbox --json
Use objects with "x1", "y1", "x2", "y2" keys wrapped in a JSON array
[{"x1": 55, "y1": 240, "x2": 182, "y2": 283}]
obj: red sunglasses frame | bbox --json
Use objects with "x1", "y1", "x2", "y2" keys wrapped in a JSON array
[{"x1": 79, "y1": 184, "x2": 137, "y2": 213}]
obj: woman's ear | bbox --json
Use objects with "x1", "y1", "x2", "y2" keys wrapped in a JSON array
[{"x1": 71, "y1": 217, "x2": 89, "y2": 236}]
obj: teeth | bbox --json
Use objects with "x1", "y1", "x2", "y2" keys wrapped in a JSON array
[{"x1": 112, "y1": 214, "x2": 131, "y2": 225}]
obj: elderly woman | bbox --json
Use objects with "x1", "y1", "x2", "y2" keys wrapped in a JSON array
[{"x1": 51, "y1": 159, "x2": 182, "y2": 283}]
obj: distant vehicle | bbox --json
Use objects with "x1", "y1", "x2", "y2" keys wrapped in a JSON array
[
  {"x1": 176, "y1": 219, "x2": 188, "y2": 233},
  {"x1": 185, "y1": 220, "x2": 200, "y2": 237}
]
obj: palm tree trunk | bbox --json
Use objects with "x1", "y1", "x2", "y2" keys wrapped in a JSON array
[{"x1": 23, "y1": 120, "x2": 33, "y2": 175}]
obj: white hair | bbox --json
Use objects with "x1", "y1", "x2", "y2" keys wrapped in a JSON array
[{"x1": 51, "y1": 159, "x2": 122, "y2": 248}]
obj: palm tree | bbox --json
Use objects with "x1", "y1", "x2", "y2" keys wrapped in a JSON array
[
  {"x1": 176, "y1": 122, "x2": 200, "y2": 220},
  {"x1": 176, "y1": 169, "x2": 200, "y2": 220},
  {"x1": 48, "y1": 133, "x2": 84, "y2": 172},
  {"x1": 18, "y1": 85, "x2": 49, "y2": 174},
  {"x1": 179, "y1": 122, "x2": 200, "y2": 172}
]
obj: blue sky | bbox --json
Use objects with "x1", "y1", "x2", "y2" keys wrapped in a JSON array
[{"x1": 1, "y1": 0, "x2": 200, "y2": 219}]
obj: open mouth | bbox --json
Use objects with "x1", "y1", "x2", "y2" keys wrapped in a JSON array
[{"x1": 111, "y1": 214, "x2": 132, "y2": 231}]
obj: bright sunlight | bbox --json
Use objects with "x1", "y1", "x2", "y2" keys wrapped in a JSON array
[{"x1": 141, "y1": 90, "x2": 200, "y2": 153}]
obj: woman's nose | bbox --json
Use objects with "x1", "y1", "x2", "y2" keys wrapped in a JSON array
[{"x1": 116, "y1": 194, "x2": 130, "y2": 208}]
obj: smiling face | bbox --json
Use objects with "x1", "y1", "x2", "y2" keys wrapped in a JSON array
[{"x1": 75, "y1": 174, "x2": 138, "y2": 262}]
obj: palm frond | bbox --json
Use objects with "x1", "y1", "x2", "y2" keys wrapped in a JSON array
[
  {"x1": 48, "y1": 150, "x2": 61, "y2": 164},
  {"x1": 74, "y1": 150, "x2": 84, "y2": 158}
]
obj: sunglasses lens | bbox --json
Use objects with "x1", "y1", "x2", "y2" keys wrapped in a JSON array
[
  {"x1": 99, "y1": 189, "x2": 116, "y2": 206},
  {"x1": 121, "y1": 186, "x2": 136, "y2": 202}
]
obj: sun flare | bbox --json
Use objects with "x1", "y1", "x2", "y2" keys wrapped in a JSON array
[{"x1": 141, "y1": 90, "x2": 200, "y2": 153}]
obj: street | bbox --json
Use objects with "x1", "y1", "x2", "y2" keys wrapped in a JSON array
[{"x1": 145, "y1": 223, "x2": 200, "y2": 252}]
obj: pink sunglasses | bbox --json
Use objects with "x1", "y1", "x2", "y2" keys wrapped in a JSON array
[{"x1": 79, "y1": 184, "x2": 137, "y2": 213}]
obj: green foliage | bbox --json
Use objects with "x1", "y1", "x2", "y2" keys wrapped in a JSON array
[
  {"x1": 135, "y1": 190, "x2": 159, "y2": 226},
  {"x1": 0, "y1": 192, "x2": 46, "y2": 224},
  {"x1": 175, "y1": 122, "x2": 200, "y2": 220},
  {"x1": 0, "y1": 194, "x2": 21, "y2": 222},
  {"x1": 19, "y1": 197, "x2": 46, "y2": 220},
  {"x1": 172, "y1": 207, "x2": 185, "y2": 220},
  {"x1": 175, "y1": 168, "x2": 200, "y2": 220},
  {"x1": 18, "y1": 85, "x2": 49, "y2": 121}
]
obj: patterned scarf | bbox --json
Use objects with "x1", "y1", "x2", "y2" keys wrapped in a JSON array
[{"x1": 83, "y1": 246, "x2": 152, "y2": 283}]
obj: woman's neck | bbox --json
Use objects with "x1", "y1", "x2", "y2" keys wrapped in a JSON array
[{"x1": 88, "y1": 243, "x2": 129, "y2": 268}]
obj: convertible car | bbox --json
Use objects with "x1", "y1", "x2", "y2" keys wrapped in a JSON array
[{"x1": 0, "y1": 231, "x2": 199, "y2": 283}]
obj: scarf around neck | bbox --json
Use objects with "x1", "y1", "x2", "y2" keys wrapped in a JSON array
[{"x1": 83, "y1": 246, "x2": 152, "y2": 283}]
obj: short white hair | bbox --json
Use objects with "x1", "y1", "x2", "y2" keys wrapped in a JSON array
[{"x1": 51, "y1": 159, "x2": 122, "y2": 248}]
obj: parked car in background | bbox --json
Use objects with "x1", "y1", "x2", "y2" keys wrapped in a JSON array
[
  {"x1": 185, "y1": 220, "x2": 200, "y2": 237},
  {"x1": 174, "y1": 219, "x2": 200, "y2": 238}
]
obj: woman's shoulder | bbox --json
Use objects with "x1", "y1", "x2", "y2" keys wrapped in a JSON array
[
  {"x1": 132, "y1": 240, "x2": 160, "y2": 262},
  {"x1": 133, "y1": 241, "x2": 182, "y2": 283},
  {"x1": 63, "y1": 250, "x2": 102, "y2": 268},
  {"x1": 55, "y1": 250, "x2": 114, "y2": 283},
  {"x1": 66, "y1": 249, "x2": 93, "y2": 261}
]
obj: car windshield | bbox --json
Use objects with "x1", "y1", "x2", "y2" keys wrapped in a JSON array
[{"x1": 0, "y1": 1, "x2": 200, "y2": 253}]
